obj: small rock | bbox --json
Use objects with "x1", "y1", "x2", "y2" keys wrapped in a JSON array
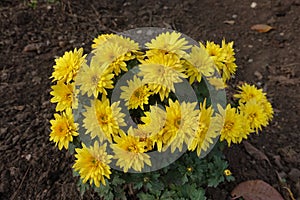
[
  {"x1": 58, "y1": 41, "x2": 66, "y2": 48},
  {"x1": 248, "y1": 58, "x2": 253, "y2": 63},
  {"x1": 224, "y1": 20, "x2": 235, "y2": 25},
  {"x1": 288, "y1": 168, "x2": 300, "y2": 182},
  {"x1": 13, "y1": 105, "x2": 25, "y2": 111},
  {"x1": 25, "y1": 154, "x2": 31, "y2": 161},
  {"x1": 254, "y1": 71, "x2": 263, "y2": 80},
  {"x1": 232, "y1": 14, "x2": 238, "y2": 19},
  {"x1": 251, "y1": 2, "x2": 257, "y2": 8}
]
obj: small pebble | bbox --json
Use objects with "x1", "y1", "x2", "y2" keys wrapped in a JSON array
[
  {"x1": 248, "y1": 58, "x2": 253, "y2": 63},
  {"x1": 232, "y1": 14, "x2": 238, "y2": 19},
  {"x1": 25, "y1": 154, "x2": 31, "y2": 161},
  {"x1": 254, "y1": 71, "x2": 263, "y2": 80},
  {"x1": 251, "y1": 2, "x2": 257, "y2": 8}
]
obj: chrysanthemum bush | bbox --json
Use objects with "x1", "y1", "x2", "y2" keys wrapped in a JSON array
[{"x1": 49, "y1": 28, "x2": 273, "y2": 199}]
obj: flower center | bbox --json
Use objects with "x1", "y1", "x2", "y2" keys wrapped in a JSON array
[
  {"x1": 224, "y1": 121, "x2": 234, "y2": 132},
  {"x1": 97, "y1": 114, "x2": 108, "y2": 125},
  {"x1": 127, "y1": 145, "x2": 139, "y2": 153},
  {"x1": 91, "y1": 75, "x2": 99, "y2": 84}
]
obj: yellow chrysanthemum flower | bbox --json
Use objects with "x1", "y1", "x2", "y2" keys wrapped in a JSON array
[
  {"x1": 153, "y1": 100, "x2": 198, "y2": 153},
  {"x1": 91, "y1": 34, "x2": 114, "y2": 49},
  {"x1": 92, "y1": 35, "x2": 139, "y2": 75},
  {"x1": 260, "y1": 98, "x2": 274, "y2": 121},
  {"x1": 83, "y1": 97, "x2": 126, "y2": 142},
  {"x1": 215, "y1": 104, "x2": 248, "y2": 146},
  {"x1": 184, "y1": 43, "x2": 216, "y2": 83},
  {"x1": 111, "y1": 129, "x2": 151, "y2": 172},
  {"x1": 138, "y1": 52, "x2": 186, "y2": 100},
  {"x1": 224, "y1": 169, "x2": 232, "y2": 176},
  {"x1": 166, "y1": 101, "x2": 199, "y2": 153},
  {"x1": 205, "y1": 41, "x2": 225, "y2": 70},
  {"x1": 120, "y1": 76, "x2": 151, "y2": 110},
  {"x1": 219, "y1": 39, "x2": 237, "y2": 81},
  {"x1": 145, "y1": 32, "x2": 191, "y2": 58},
  {"x1": 139, "y1": 63, "x2": 183, "y2": 100},
  {"x1": 239, "y1": 99, "x2": 269, "y2": 133},
  {"x1": 138, "y1": 58, "x2": 186, "y2": 91},
  {"x1": 51, "y1": 48, "x2": 86, "y2": 83},
  {"x1": 188, "y1": 99, "x2": 219, "y2": 157},
  {"x1": 234, "y1": 83, "x2": 266, "y2": 103},
  {"x1": 75, "y1": 56, "x2": 114, "y2": 98},
  {"x1": 49, "y1": 108, "x2": 78, "y2": 150},
  {"x1": 50, "y1": 81, "x2": 78, "y2": 111},
  {"x1": 234, "y1": 83, "x2": 273, "y2": 125},
  {"x1": 73, "y1": 141, "x2": 112, "y2": 187}
]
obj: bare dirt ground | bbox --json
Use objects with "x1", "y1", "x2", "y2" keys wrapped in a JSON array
[{"x1": 0, "y1": 0, "x2": 299, "y2": 199}]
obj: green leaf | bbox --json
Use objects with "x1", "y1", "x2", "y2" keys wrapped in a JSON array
[
  {"x1": 94, "y1": 179, "x2": 112, "y2": 198},
  {"x1": 190, "y1": 188, "x2": 206, "y2": 200},
  {"x1": 160, "y1": 190, "x2": 176, "y2": 199},
  {"x1": 68, "y1": 142, "x2": 76, "y2": 154},
  {"x1": 137, "y1": 192, "x2": 156, "y2": 200},
  {"x1": 77, "y1": 178, "x2": 90, "y2": 196},
  {"x1": 133, "y1": 181, "x2": 144, "y2": 190},
  {"x1": 111, "y1": 174, "x2": 125, "y2": 186}
]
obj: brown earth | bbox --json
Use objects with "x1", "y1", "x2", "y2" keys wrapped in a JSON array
[{"x1": 0, "y1": 0, "x2": 299, "y2": 199}]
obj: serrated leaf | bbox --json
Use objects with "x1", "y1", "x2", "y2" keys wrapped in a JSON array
[
  {"x1": 111, "y1": 175, "x2": 125, "y2": 186},
  {"x1": 190, "y1": 188, "x2": 206, "y2": 200},
  {"x1": 181, "y1": 174, "x2": 188, "y2": 184},
  {"x1": 137, "y1": 193, "x2": 156, "y2": 200},
  {"x1": 77, "y1": 178, "x2": 90, "y2": 196},
  {"x1": 133, "y1": 181, "x2": 143, "y2": 190},
  {"x1": 160, "y1": 190, "x2": 176, "y2": 199},
  {"x1": 94, "y1": 179, "x2": 111, "y2": 198}
]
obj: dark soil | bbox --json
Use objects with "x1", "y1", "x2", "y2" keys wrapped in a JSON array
[{"x1": 1, "y1": 0, "x2": 299, "y2": 199}]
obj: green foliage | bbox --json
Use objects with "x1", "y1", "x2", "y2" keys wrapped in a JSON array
[{"x1": 74, "y1": 141, "x2": 234, "y2": 199}]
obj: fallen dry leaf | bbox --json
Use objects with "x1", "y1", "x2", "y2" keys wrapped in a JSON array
[
  {"x1": 251, "y1": 24, "x2": 273, "y2": 33},
  {"x1": 243, "y1": 141, "x2": 271, "y2": 166},
  {"x1": 231, "y1": 180, "x2": 284, "y2": 200}
]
